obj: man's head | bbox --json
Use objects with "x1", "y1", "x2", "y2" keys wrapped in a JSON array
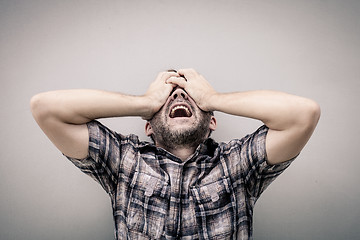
[{"x1": 145, "y1": 87, "x2": 216, "y2": 150}]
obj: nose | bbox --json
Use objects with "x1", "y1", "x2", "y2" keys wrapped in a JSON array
[{"x1": 171, "y1": 87, "x2": 188, "y2": 101}]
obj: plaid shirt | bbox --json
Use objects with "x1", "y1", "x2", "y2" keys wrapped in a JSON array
[{"x1": 67, "y1": 120, "x2": 293, "y2": 240}]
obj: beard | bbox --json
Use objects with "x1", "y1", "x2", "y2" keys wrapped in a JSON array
[{"x1": 149, "y1": 111, "x2": 212, "y2": 150}]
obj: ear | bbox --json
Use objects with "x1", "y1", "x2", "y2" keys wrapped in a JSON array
[
  {"x1": 209, "y1": 116, "x2": 217, "y2": 131},
  {"x1": 145, "y1": 122, "x2": 154, "y2": 136}
]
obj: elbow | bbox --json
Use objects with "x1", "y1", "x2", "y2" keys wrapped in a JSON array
[
  {"x1": 30, "y1": 93, "x2": 52, "y2": 123},
  {"x1": 300, "y1": 99, "x2": 321, "y2": 131},
  {"x1": 308, "y1": 100, "x2": 321, "y2": 126}
]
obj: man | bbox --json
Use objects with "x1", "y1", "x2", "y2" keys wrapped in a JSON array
[{"x1": 31, "y1": 69, "x2": 320, "y2": 239}]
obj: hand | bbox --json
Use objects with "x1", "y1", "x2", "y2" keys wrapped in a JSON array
[
  {"x1": 166, "y1": 68, "x2": 217, "y2": 111},
  {"x1": 142, "y1": 71, "x2": 183, "y2": 120}
]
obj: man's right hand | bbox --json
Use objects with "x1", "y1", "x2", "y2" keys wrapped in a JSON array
[{"x1": 142, "y1": 71, "x2": 184, "y2": 120}]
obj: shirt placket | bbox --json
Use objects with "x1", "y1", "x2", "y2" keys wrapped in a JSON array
[
  {"x1": 176, "y1": 164, "x2": 185, "y2": 239},
  {"x1": 162, "y1": 157, "x2": 183, "y2": 239}
]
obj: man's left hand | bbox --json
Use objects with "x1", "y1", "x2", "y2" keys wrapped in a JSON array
[{"x1": 166, "y1": 68, "x2": 217, "y2": 112}]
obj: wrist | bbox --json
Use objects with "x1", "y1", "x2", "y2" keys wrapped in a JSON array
[
  {"x1": 138, "y1": 95, "x2": 158, "y2": 120},
  {"x1": 205, "y1": 92, "x2": 221, "y2": 112}
]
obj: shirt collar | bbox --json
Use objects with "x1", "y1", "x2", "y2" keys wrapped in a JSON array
[{"x1": 139, "y1": 138, "x2": 219, "y2": 162}]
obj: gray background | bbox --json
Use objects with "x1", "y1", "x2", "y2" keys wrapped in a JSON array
[{"x1": 1, "y1": 0, "x2": 359, "y2": 239}]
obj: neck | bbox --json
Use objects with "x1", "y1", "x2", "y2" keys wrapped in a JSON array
[{"x1": 157, "y1": 143, "x2": 198, "y2": 161}]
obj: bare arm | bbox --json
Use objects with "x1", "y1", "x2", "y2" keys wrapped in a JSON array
[
  {"x1": 30, "y1": 72, "x2": 180, "y2": 159},
  {"x1": 208, "y1": 90, "x2": 320, "y2": 164},
  {"x1": 169, "y1": 69, "x2": 321, "y2": 164}
]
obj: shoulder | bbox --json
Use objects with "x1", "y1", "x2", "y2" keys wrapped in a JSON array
[
  {"x1": 218, "y1": 125, "x2": 269, "y2": 152},
  {"x1": 87, "y1": 120, "x2": 152, "y2": 160},
  {"x1": 88, "y1": 120, "x2": 144, "y2": 145}
]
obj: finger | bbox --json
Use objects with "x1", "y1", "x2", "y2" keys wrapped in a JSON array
[
  {"x1": 166, "y1": 76, "x2": 187, "y2": 88},
  {"x1": 177, "y1": 68, "x2": 198, "y2": 81},
  {"x1": 166, "y1": 76, "x2": 186, "y2": 84},
  {"x1": 155, "y1": 71, "x2": 179, "y2": 83},
  {"x1": 162, "y1": 72, "x2": 180, "y2": 83}
]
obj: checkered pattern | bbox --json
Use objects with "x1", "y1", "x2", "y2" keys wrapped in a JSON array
[{"x1": 66, "y1": 120, "x2": 293, "y2": 240}]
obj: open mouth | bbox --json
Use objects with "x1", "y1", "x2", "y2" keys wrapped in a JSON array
[{"x1": 169, "y1": 105, "x2": 192, "y2": 118}]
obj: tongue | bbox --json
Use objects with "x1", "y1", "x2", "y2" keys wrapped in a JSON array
[{"x1": 172, "y1": 109, "x2": 189, "y2": 118}]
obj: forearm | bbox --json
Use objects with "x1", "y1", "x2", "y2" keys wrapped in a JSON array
[
  {"x1": 31, "y1": 89, "x2": 150, "y2": 124},
  {"x1": 208, "y1": 90, "x2": 320, "y2": 131},
  {"x1": 30, "y1": 71, "x2": 190, "y2": 159}
]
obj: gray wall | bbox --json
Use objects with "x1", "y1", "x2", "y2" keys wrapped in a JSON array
[{"x1": 1, "y1": 0, "x2": 359, "y2": 239}]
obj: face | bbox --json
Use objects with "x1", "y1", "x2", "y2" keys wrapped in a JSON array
[{"x1": 146, "y1": 87, "x2": 216, "y2": 149}]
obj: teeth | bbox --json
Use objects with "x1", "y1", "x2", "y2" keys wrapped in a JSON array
[{"x1": 171, "y1": 105, "x2": 191, "y2": 117}]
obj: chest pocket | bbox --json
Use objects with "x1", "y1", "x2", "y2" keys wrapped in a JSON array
[
  {"x1": 126, "y1": 171, "x2": 170, "y2": 239},
  {"x1": 191, "y1": 177, "x2": 237, "y2": 240}
]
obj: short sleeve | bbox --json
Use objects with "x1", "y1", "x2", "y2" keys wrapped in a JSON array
[
  {"x1": 65, "y1": 120, "x2": 122, "y2": 194},
  {"x1": 239, "y1": 125, "x2": 295, "y2": 199}
]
